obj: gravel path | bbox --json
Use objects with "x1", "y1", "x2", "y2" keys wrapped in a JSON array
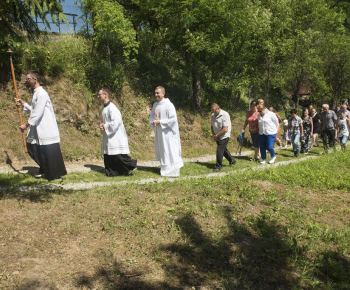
[
  {"x1": 0, "y1": 151, "x2": 254, "y2": 174},
  {"x1": 0, "y1": 150, "x2": 321, "y2": 192}
]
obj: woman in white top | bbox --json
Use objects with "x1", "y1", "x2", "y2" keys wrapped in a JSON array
[
  {"x1": 257, "y1": 104, "x2": 279, "y2": 164},
  {"x1": 338, "y1": 111, "x2": 350, "y2": 150}
]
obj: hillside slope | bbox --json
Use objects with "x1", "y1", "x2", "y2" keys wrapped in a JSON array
[{"x1": 1, "y1": 77, "x2": 242, "y2": 166}]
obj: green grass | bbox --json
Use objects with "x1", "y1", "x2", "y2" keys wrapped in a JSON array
[{"x1": 0, "y1": 147, "x2": 349, "y2": 289}]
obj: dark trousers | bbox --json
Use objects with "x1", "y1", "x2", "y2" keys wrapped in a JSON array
[
  {"x1": 216, "y1": 137, "x2": 233, "y2": 168},
  {"x1": 27, "y1": 143, "x2": 44, "y2": 174},
  {"x1": 104, "y1": 154, "x2": 137, "y2": 176},
  {"x1": 27, "y1": 142, "x2": 67, "y2": 180},
  {"x1": 322, "y1": 129, "x2": 335, "y2": 149}
]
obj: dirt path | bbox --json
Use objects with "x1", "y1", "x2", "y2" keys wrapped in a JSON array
[
  {"x1": 0, "y1": 150, "x2": 252, "y2": 174},
  {"x1": 0, "y1": 150, "x2": 320, "y2": 192}
]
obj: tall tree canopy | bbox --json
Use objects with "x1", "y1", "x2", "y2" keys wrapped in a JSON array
[{"x1": 7, "y1": 0, "x2": 350, "y2": 110}]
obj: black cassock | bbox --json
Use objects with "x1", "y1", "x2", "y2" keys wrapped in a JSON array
[{"x1": 27, "y1": 143, "x2": 67, "y2": 180}]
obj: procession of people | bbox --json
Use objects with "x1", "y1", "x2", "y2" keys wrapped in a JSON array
[{"x1": 15, "y1": 73, "x2": 349, "y2": 180}]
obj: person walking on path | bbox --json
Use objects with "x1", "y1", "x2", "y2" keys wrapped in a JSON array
[
  {"x1": 16, "y1": 70, "x2": 66, "y2": 181},
  {"x1": 288, "y1": 109, "x2": 304, "y2": 157},
  {"x1": 149, "y1": 86, "x2": 183, "y2": 177},
  {"x1": 257, "y1": 104, "x2": 279, "y2": 164},
  {"x1": 211, "y1": 103, "x2": 235, "y2": 171},
  {"x1": 300, "y1": 108, "x2": 313, "y2": 154},
  {"x1": 336, "y1": 104, "x2": 350, "y2": 118},
  {"x1": 282, "y1": 119, "x2": 291, "y2": 148},
  {"x1": 320, "y1": 104, "x2": 337, "y2": 153},
  {"x1": 242, "y1": 100, "x2": 260, "y2": 161},
  {"x1": 336, "y1": 104, "x2": 350, "y2": 142},
  {"x1": 98, "y1": 88, "x2": 137, "y2": 177},
  {"x1": 310, "y1": 107, "x2": 320, "y2": 148},
  {"x1": 337, "y1": 111, "x2": 350, "y2": 151},
  {"x1": 269, "y1": 107, "x2": 282, "y2": 148}
]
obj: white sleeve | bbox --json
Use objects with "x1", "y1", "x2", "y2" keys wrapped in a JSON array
[
  {"x1": 149, "y1": 104, "x2": 156, "y2": 132},
  {"x1": 28, "y1": 93, "x2": 49, "y2": 126},
  {"x1": 272, "y1": 113, "x2": 279, "y2": 130},
  {"x1": 23, "y1": 102, "x2": 32, "y2": 114},
  {"x1": 104, "y1": 107, "x2": 121, "y2": 137},
  {"x1": 160, "y1": 103, "x2": 178, "y2": 130}
]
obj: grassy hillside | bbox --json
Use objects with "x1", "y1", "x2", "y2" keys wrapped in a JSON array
[{"x1": 1, "y1": 76, "x2": 245, "y2": 166}]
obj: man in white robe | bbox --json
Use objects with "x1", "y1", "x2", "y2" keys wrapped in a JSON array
[
  {"x1": 17, "y1": 70, "x2": 67, "y2": 181},
  {"x1": 149, "y1": 86, "x2": 184, "y2": 177},
  {"x1": 98, "y1": 88, "x2": 137, "y2": 176}
]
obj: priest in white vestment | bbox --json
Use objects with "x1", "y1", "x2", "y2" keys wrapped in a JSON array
[
  {"x1": 17, "y1": 70, "x2": 67, "y2": 181},
  {"x1": 149, "y1": 86, "x2": 184, "y2": 177},
  {"x1": 98, "y1": 88, "x2": 137, "y2": 176}
]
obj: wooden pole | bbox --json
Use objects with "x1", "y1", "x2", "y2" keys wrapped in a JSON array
[{"x1": 7, "y1": 47, "x2": 28, "y2": 153}]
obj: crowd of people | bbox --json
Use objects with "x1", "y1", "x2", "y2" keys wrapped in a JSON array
[
  {"x1": 15, "y1": 72, "x2": 350, "y2": 179},
  {"x1": 242, "y1": 101, "x2": 350, "y2": 163}
]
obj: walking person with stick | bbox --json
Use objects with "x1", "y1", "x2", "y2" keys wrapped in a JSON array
[{"x1": 15, "y1": 71, "x2": 67, "y2": 181}]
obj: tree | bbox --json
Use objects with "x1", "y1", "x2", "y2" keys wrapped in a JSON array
[
  {"x1": 0, "y1": 0, "x2": 66, "y2": 42},
  {"x1": 248, "y1": 0, "x2": 346, "y2": 109},
  {"x1": 78, "y1": 0, "x2": 350, "y2": 110},
  {"x1": 79, "y1": 0, "x2": 138, "y2": 91}
]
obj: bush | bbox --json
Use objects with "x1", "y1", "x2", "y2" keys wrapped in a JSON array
[{"x1": 19, "y1": 35, "x2": 90, "y2": 84}]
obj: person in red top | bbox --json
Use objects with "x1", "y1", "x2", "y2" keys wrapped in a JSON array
[
  {"x1": 269, "y1": 107, "x2": 282, "y2": 148},
  {"x1": 242, "y1": 100, "x2": 260, "y2": 161}
]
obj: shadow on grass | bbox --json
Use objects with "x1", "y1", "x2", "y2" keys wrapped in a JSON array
[
  {"x1": 233, "y1": 155, "x2": 251, "y2": 161},
  {"x1": 17, "y1": 278, "x2": 56, "y2": 290},
  {"x1": 0, "y1": 187, "x2": 77, "y2": 203},
  {"x1": 4, "y1": 150, "x2": 40, "y2": 176},
  {"x1": 74, "y1": 260, "x2": 169, "y2": 289},
  {"x1": 0, "y1": 173, "x2": 41, "y2": 188},
  {"x1": 84, "y1": 164, "x2": 105, "y2": 172},
  {"x1": 21, "y1": 166, "x2": 40, "y2": 175},
  {"x1": 276, "y1": 153, "x2": 294, "y2": 158},
  {"x1": 137, "y1": 165, "x2": 160, "y2": 174},
  {"x1": 159, "y1": 210, "x2": 301, "y2": 288},
  {"x1": 191, "y1": 161, "x2": 214, "y2": 169},
  {"x1": 314, "y1": 250, "x2": 350, "y2": 288},
  {"x1": 72, "y1": 208, "x2": 306, "y2": 289}
]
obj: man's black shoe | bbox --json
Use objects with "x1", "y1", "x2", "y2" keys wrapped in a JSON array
[
  {"x1": 213, "y1": 167, "x2": 222, "y2": 172},
  {"x1": 229, "y1": 159, "x2": 236, "y2": 167}
]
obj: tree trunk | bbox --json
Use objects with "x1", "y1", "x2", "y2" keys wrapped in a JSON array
[
  {"x1": 282, "y1": 98, "x2": 290, "y2": 120},
  {"x1": 192, "y1": 71, "x2": 201, "y2": 111}
]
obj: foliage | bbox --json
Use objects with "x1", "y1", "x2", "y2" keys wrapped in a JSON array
[
  {"x1": 4, "y1": 0, "x2": 350, "y2": 110},
  {"x1": 77, "y1": 0, "x2": 350, "y2": 110},
  {"x1": 0, "y1": 0, "x2": 66, "y2": 41},
  {"x1": 18, "y1": 35, "x2": 89, "y2": 82},
  {"x1": 79, "y1": 0, "x2": 138, "y2": 91}
]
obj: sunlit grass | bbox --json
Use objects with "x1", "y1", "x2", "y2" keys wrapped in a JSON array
[{"x1": 0, "y1": 146, "x2": 349, "y2": 289}]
